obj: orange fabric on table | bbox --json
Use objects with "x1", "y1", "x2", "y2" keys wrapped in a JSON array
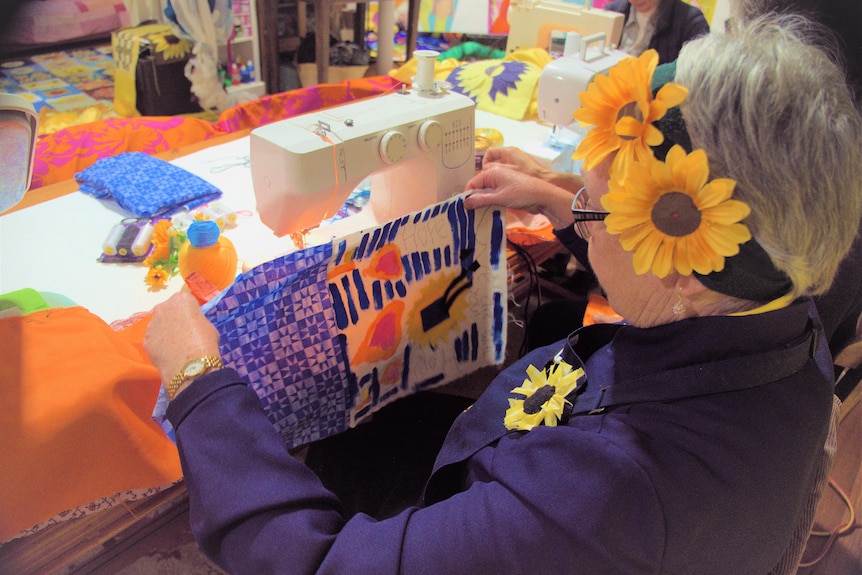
[{"x1": 0, "y1": 307, "x2": 180, "y2": 541}]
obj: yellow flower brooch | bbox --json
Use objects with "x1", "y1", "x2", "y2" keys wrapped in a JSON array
[
  {"x1": 572, "y1": 49, "x2": 753, "y2": 279},
  {"x1": 504, "y1": 359, "x2": 585, "y2": 431}
]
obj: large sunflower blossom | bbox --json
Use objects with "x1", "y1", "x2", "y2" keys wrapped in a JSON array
[
  {"x1": 504, "y1": 360, "x2": 584, "y2": 431},
  {"x1": 572, "y1": 50, "x2": 687, "y2": 183},
  {"x1": 601, "y1": 145, "x2": 752, "y2": 278}
]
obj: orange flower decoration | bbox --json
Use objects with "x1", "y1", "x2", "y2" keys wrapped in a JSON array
[
  {"x1": 572, "y1": 50, "x2": 687, "y2": 183},
  {"x1": 149, "y1": 219, "x2": 174, "y2": 263},
  {"x1": 145, "y1": 264, "x2": 170, "y2": 290}
]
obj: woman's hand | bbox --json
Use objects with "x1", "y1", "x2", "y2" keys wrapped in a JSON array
[
  {"x1": 482, "y1": 146, "x2": 584, "y2": 194},
  {"x1": 144, "y1": 291, "x2": 221, "y2": 386},
  {"x1": 465, "y1": 164, "x2": 577, "y2": 230}
]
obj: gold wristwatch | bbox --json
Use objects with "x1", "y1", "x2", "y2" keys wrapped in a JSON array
[{"x1": 167, "y1": 355, "x2": 223, "y2": 400}]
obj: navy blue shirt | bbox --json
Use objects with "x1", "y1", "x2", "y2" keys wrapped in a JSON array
[{"x1": 168, "y1": 297, "x2": 832, "y2": 574}]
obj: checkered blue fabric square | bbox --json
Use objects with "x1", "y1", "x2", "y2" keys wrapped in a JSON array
[
  {"x1": 76, "y1": 152, "x2": 222, "y2": 217},
  {"x1": 205, "y1": 242, "x2": 351, "y2": 447}
]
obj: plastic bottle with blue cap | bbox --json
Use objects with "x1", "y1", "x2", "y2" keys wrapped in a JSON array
[{"x1": 178, "y1": 220, "x2": 238, "y2": 303}]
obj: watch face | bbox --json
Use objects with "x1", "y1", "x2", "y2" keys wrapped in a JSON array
[{"x1": 184, "y1": 358, "x2": 207, "y2": 378}]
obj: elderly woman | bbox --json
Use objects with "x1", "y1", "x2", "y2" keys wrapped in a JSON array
[{"x1": 144, "y1": 18, "x2": 861, "y2": 575}]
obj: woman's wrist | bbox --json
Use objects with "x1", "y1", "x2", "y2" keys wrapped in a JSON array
[{"x1": 537, "y1": 186, "x2": 578, "y2": 230}]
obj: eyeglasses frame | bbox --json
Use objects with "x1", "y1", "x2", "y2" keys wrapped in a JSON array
[{"x1": 571, "y1": 187, "x2": 610, "y2": 240}]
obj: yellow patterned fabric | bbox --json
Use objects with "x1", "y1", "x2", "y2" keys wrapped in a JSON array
[{"x1": 392, "y1": 48, "x2": 552, "y2": 121}]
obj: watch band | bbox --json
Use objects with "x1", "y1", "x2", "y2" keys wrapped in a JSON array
[{"x1": 167, "y1": 355, "x2": 224, "y2": 400}]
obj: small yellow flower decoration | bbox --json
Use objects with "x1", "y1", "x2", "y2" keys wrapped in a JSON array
[
  {"x1": 151, "y1": 32, "x2": 191, "y2": 62},
  {"x1": 572, "y1": 49, "x2": 687, "y2": 183},
  {"x1": 145, "y1": 264, "x2": 170, "y2": 290},
  {"x1": 144, "y1": 219, "x2": 186, "y2": 290},
  {"x1": 601, "y1": 145, "x2": 752, "y2": 278},
  {"x1": 149, "y1": 219, "x2": 174, "y2": 263},
  {"x1": 504, "y1": 360, "x2": 585, "y2": 431}
]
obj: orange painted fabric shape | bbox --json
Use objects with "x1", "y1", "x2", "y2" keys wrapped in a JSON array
[{"x1": 0, "y1": 307, "x2": 181, "y2": 541}]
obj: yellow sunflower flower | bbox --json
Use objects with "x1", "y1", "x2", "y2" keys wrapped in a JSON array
[
  {"x1": 504, "y1": 360, "x2": 584, "y2": 431},
  {"x1": 151, "y1": 33, "x2": 190, "y2": 62},
  {"x1": 601, "y1": 145, "x2": 752, "y2": 278},
  {"x1": 572, "y1": 49, "x2": 687, "y2": 183},
  {"x1": 145, "y1": 264, "x2": 170, "y2": 290}
]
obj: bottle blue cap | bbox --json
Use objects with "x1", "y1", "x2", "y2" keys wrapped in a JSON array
[{"x1": 187, "y1": 220, "x2": 220, "y2": 248}]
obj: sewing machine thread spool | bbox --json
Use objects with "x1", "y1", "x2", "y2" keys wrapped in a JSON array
[
  {"x1": 413, "y1": 50, "x2": 439, "y2": 94},
  {"x1": 131, "y1": 222, "x2": 155, "y2": 257},
  {"x1": 102, "y1": 222, "x2": 127, "y2": 256}
]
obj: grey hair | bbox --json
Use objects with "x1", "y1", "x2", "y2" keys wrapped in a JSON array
[{"x1": 675, "y1": 15, "x2": 862, "y2": 298}]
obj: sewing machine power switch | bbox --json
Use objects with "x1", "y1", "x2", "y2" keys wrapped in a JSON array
[{"x1": 380, "y1": 131, "x2": 408, "y2": 164}]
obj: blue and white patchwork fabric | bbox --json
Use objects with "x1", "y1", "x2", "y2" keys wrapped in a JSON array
[{"x1": 153, "y1": 196, "x2": 508, "y2": 449}]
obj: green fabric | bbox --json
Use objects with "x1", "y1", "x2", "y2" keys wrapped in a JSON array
[
  {"x1": 438, "y1": 42, "x2": 506, "y2": 62},
  {"x1": 0, "y1": 288, "x2": 50, "y2": 315}
]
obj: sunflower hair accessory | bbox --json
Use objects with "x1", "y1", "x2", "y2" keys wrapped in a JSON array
[
  {"x1": 600, "y1": 145, "x2": 752, "y2": 278},
  {"x1": 504, "y1": 358, "x2": 585, "y2": 431},
  {"x1": 572, "y1": 49, "x2": 687, "y2": 184}
]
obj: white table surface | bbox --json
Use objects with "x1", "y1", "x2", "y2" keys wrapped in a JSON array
[{"x1": 0, "y1": 110, "x2": 573, "y2": 324}]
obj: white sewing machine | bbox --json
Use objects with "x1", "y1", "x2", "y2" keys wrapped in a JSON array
[
  {"x1": 505, "y1": 0, "x2": 624, "y2": 55},
  {"x1": 537, "y1": 32, "x2": 630, "y2": 146},
  {"x1": 250, "y1": 53, "x2": 475, "y2": 244}
]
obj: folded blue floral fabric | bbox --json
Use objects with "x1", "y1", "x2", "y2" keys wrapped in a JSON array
[{"x1": 76, "y1": 152, "x2": 222, "y2": 217}]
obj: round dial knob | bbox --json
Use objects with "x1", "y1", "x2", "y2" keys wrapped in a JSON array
[
  {"x1": 418, "y1": 120, "x2": 443, "y2": 152},
  {"x1": 380, "y1": 131, "x2": 408, "y2": 164}
]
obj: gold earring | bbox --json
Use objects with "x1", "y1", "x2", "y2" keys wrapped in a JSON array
[{"x1": 672, "y1": 291, "x2": 685, "y2": 316}]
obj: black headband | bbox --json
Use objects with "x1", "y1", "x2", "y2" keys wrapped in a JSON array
[{"x1": 649, "y1": 63, "x2": 792, "y2": 302}]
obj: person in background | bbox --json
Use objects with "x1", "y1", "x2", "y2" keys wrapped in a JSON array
[
  {"x1": 144, "y1": 17, "x2": 862, "y2": 574},
  {"x1": 605, "y1": 0, "x2": 709, "y2": 64}
]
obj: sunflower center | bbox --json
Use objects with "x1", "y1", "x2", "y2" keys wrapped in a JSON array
[
  {"x1": 615, "y1": 101, "x2": 643, "y2": 141},
  {"x1": 523, "y1": 385, "x2": 557, "y2": 414},
  {"x1": 651, "y1": 191, "x2": 702, "y2": 237}
]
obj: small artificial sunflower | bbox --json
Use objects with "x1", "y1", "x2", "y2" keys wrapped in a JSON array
[
  {"x1": 601, "y1": 145, "x2": 752, "y2": 278},
  {"x1": 504, "y1": 360, "x2": 585, "y2": 431},
  {"x1": 150, "y1": 32, "x2": 191, "y2": 62},
  {"x1": 143, "y1": 219, "x2": 185, "y2": 289},
  {"x1": 572, "y1": 49, "x2": 687, "y2": 183},
  {"x1": 145, "y1": 264, "x2": 170, "y2": 290}
]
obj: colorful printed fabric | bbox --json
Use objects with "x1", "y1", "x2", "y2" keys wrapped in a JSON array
[
  {"x1": 32, "y1": 115, "x2": 225, "y2": 189},
  {"x1": 75, "y1": 151, "x2": 222, "y2": 217},
  {"x1": 152, "y1": 196, "x2": 509, "y2": 449},
  {"x1": 446, "y1": 57, "x2": 546, "y2": 121},
  {"x1": 213, "y1": 75, "x2": 402, "y2": 133},
  {"x1": 31, "y1": 77, "x2": 400, "y2": 190}
]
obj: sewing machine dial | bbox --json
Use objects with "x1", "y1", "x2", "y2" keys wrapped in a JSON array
[
  {"x1": 380, "y1": 131, "x2": 408, "y2": 164},
  {"x1": 418, "y1": 120, "x2": 443, "y2": 152}
]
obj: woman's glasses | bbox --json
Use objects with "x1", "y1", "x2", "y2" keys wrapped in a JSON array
[{"x1": 571, "y1": 187, "x2": 609, "y2": 240}]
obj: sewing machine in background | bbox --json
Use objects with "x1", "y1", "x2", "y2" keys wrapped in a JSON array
[
  {"x1": 519, "y1": 31, "x2": 628, "y2": 173},
  {"x1": 505, "y1": 0, "x2": 624, "y2": 55},
  {"x1": 250, "y1": 51, "x2": 475, "y2": 244},
  {"x1": 537, "y1": 32, "x2": 629, "y2": 146}
]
